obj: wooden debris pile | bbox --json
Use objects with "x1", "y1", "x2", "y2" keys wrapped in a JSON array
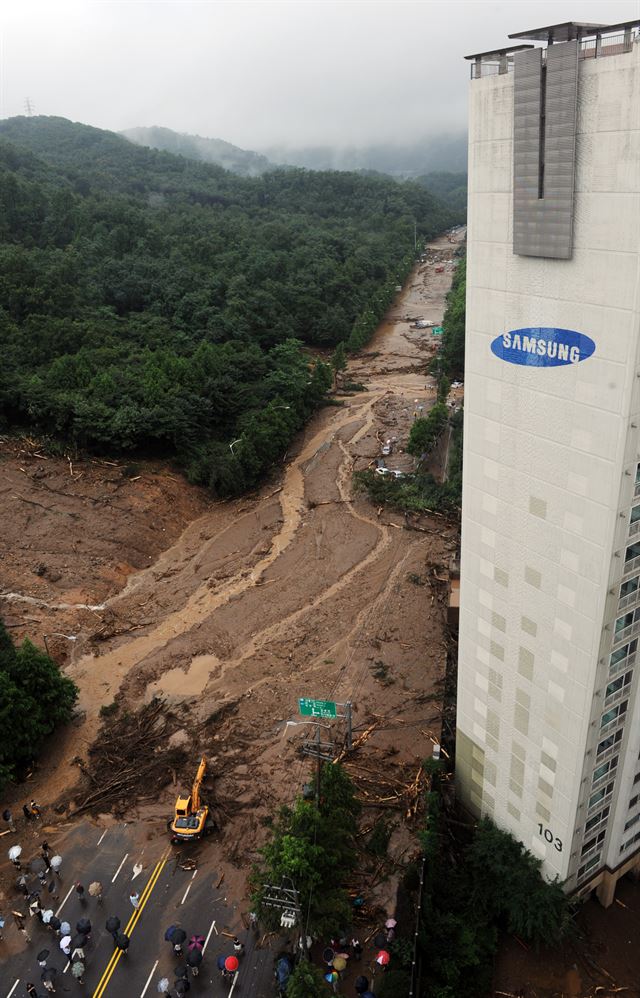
[{"x1": 68, "y1": 697, "x2": 190, "y2": 817}]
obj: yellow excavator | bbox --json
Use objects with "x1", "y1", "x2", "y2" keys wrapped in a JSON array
[{"x1": 169, "y1": 756, "x2": 216, "y2": 843}]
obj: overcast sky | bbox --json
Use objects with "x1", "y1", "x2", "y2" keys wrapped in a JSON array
[{"x1": 1, "y1": 0, "x2": 638, "y2": 150}]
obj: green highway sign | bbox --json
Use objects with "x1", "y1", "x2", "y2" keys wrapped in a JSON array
[{"x1": 299, "y1": 698, "x2": 337, "y2": 719}]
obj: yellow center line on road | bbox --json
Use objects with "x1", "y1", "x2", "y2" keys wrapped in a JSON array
[{"x1": 92, "y1": 846, "x2": 171, "y2": 998}]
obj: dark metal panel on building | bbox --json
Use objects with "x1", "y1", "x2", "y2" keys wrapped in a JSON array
[{"x1": 513, "y1": 40, "x2": 578, "y2": 258}]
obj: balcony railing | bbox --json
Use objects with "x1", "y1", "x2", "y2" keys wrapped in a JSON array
[
  {"x1": 612, "y1": 620, "x2": 640, "y2": 646},
  {"x1": 618, "y1": 589, "x2": 640, "y2": 611},
  {"x1": 579, "y1": 31, "x2": 637, "y2": 58},
  {"x1": 609, "y1": 651, "x2": 637, "y2": 678},
  {"x1": 623, "y1": 554, "x2": 640, "y2": 578},
  {"x1": 629, "y1": 519, "x2": 640, "y2": 537}
]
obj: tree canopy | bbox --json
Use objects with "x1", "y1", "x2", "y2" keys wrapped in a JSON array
[
  {"x1": 0, "y1": 621, "x2": 78, "y2": 790},
  {"x1": 0, "y1": 116, "x2": 456, "y2": 493}
]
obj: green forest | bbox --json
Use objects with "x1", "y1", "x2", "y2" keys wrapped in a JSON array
[{"x1": 0, "y1": 116, "x2": 456, "y2": 493}]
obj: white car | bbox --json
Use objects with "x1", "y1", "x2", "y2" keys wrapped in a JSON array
[{"x1": 381, "y1": 441, "x2": 392, "y2": 456}]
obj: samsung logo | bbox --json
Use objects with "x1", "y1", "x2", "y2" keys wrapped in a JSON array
[{"x1": 490, "y1": 327, "x2": 595, "y2": 367}]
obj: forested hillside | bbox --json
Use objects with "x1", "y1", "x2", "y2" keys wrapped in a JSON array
[
  {"x1": 416, "y1": 171, "x2": 467, "y2": 222},
  {"x1": 0, "y1": 116, "x2": 455, "y2": 494}
]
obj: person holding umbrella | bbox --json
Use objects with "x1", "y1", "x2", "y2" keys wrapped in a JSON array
[
  {"x1": 70, "y1": 933, "x2": 87, "y2": 961},
  {"x1": 50, "y1": 855, "x2": 62, "y2": 879},
  {"x1": 385, "y1": 917, "x2": 397, "y2": 943},
  {"x1": 60, "y1": 920, "x2": 71, "y2": 938},
  {"x1": 375, "y1": 949, "x2": 390, "y2": 971},
  {"x1": 89, "y1": 881, "x2": 103, "y2": 903},
  {"x1": 37, "y1": 948, "x2": 50, "y2": 968},
  {"x1": 41, "y1": 967, "x2": 57, "y2": 993},
  {"x1": 71, "y1": 960, "x2": 85, "y2": 984},
  {"x1": 8, "y1": 844, "x2": 23, "y2": 871},
  {"x1": 187, "y1": 947, "x2": 203, "y2": 976},
  {"x1": 106, "y1": 915, "x2": 121, "y2": 940},
  {"x1": 26, "y1": 984, "x2": 38, "y2": 998},
  {"x1": 355, "y1": 975, "x2": 369, "y2": 994},
  {"x1": 115, "y1": 930, "x2": 130, "y2": 955},
  {"x1": 169, "y1": 926, "x2": 186, "y2": 955},
  {"x1": 60, "y1": 934, "x2": 72, "y2": 957},
  {"x1": 3, "y1": 808, "x2": 16, "y2": 832},
  {"x1": 49, "y1": 915, "x2": 61, "y2": 935},
  {"x1": 76, "y1": 916, "x2": 91, "y2": 937}
]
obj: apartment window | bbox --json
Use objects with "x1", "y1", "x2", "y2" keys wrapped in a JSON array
[
  {"x1": 586, "y1": 807, "x2": 610, "y2": 832},
  {"x1": 597, "y1": 729, "x2": 623, "y2": 755},
  {"x1": 615, "y1": 609, "x2": 640, "y2": 634},
  {"x1": 610, "y1": 639, "x2": 637, "y2": 671},
  {"x1": 600, "y1": 700, "x2": 628, "y2": 728},
  {"x1": 621, "y1": 830, "x2": 640, "y2": 854},
  {"x1": 621, "y1": 576, "x2": 640, "y2": 599},
  {"x1": 606, "y1": 672, "x2": 632, "y2": 698},
  {"x1": 629, "y1": 794, "x2": 639, "y2": 810},
  {"x1": 578, "y1": 854, "x2": 601, "y2": 878},
  {"x1": 625, "y1": 542, "x2": 640, "y2": 563},
  {"x1": 631, "y1": 506, "x2": 640, "y2": 526},
  {"x1": 593, "y1": 757, "x2": 618, "y2": 783},
  {"x1": 589, "y1": 782, "x2": 615, "y2": 809},
  {"x1": 624, "y1": 813, "x2": 640, "y2": 832},
  {"x1": 581, "y1": 830, "x2": 606, "y2": 856},
  {"x1": 636, "y1": 463, "x2": 640, "y2": 486}
]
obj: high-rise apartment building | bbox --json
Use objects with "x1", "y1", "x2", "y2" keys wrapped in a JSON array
[{"x1": 456, "y1": 20, "x2": 640, "y2": 905}]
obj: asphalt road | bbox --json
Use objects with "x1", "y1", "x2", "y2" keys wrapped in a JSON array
[{"x1": 1, "y1": 821, "x2": 279, "y2": 998}]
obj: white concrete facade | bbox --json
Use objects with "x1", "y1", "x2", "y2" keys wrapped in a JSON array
[{"x1": 457, "y1": 42, "x2": 640, "y2": 894}]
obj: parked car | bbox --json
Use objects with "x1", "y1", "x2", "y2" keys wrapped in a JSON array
[{"x1": 381, "y1": 440, "x2": 392, "y2": 456}]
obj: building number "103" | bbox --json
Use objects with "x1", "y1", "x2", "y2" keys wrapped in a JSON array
[{"x1": 538, "y1": 823, "x2": 563, "y2": 851}]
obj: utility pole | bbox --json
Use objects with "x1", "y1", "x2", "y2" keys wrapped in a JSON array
[
  {"x1": 261, "y1": 879, "x2": 309, "y2": 959},
  {"x1": 24, "y1": 98, "x2": 34, "y2": 117}
]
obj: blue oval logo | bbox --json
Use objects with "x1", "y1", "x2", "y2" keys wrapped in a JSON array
[{"x1": 490, "y1": 328, "x2": 595, "y2": 367}]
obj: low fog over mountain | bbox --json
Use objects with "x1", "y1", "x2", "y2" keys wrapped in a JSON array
[{"x1": 121, "y1": 126, "x2": 275, "y2": 177}]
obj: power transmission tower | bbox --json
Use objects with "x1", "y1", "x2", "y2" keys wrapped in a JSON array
[{"x1": 24, "y1": 98, "x2": 35, "y2": 117}]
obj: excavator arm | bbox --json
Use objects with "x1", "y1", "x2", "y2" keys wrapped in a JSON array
[{"x1": 191, "y1": 756, "x2": 207, "y2": 812}]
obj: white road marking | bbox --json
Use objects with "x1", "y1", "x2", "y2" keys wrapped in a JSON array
[
  {"x1": 63, "y1": 959, "x2": 70, "y2": 974},
  {"x1": 203, "y1": 916, "x2": 217, "y2": 951},
  {"x1": 97, "y1": 829, "x2": 108, "y2": 846},
  {"x1": 132, "y1": 862, "x2": 143, "y2": 880},
  {"x1": 140, "y1": 958, "x2": 158, "y2": 998},
  {"x1": 111, "y1": 852, "x2": 129, "y2": 883},
  {"x1": 180, "y1": 868, "x2": 198, "y2": 905},
  {"x1": 6, "y1": 980, "x2": 19, "y2": 998},
  {"x1": 227, "y1": 971, "x2": 239, "y2": 997},
  {"x1": 55, "y1": 884, "x2": 75, "y2": 916}
]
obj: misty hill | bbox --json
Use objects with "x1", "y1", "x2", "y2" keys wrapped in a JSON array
[
  {"x1": 262, "y1": 134, "x2": 468, "y2": 178},
  {"x1": 121, "y1": 125, "x2": 275, "y2": 177},
  {"x1": 0, "y1": 115, "x2": 455, "y2": 495}
]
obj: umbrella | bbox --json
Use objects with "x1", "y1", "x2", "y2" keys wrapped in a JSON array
[
  {"x1": 37, "y1": 948, "x2": 50, "y2": 962},
  {"x1": 385, "y1": 918, "x2": 397, "y2": 930},
  {"x1": 164, "y1": 924, "x2": 178, "y2": 942},
  {"x1": 171, "y1": 927, "x2": 186, "y2": 944},
  {"x1": 60, "y1": 921, "x2": 71, "y2": 936},
  {"x1": 71, "y1": 961, "x2": 85, "y2": 980},
  {"x1": 50, "y1": 855, "x2": 62, "y2": 870},
  {"x1": 355, "y1": 975, "x2": 369, "y2": 994},
  {"x1": 176, "y1": 983, "x2": 190, "y2": 997},
  {"x1": 115, "y1": 930, "x2": 130, "y2": 951},
  {"x1": 42, "y1": 968, "x2": 57, "y2": 982},
  {"x1": 187, "y1": 948, "x2": 202, "y2": 967},
  {"x1": 188, "y1": 934, "x2": 204, "y2": 951},
  {"x1": 8, "y1": 845, "x2": 22, "y2": 861},
  {"x1": 76, "y1": 917, "x2": 91, "y2": 935},
  {"x1": 49, "y1": 915, "x2": 61, "y2": 932},
  {"x1": 325, "y1": 971, "x2": 339, "y2": 983},
  {"x1": 30, "y1": 856, "x2": 46, "y2": 873},
  {"x1": 71, "y1": 932, "x2": 87, "y2": 949},
  {"x1": 225, "y1": 955, "x2": 239, "y2": 972},
  {"x1": 375, "y1": 949, "x2": 390, "y2": 966},
  {"x1": 333, "y1": 956, "x2": 347, "y2": 972},
  {"x1": 42, "y1": 909, "x2": 54, "y2": 924},
  {"x1": 322, "y1": 946, "x2": 335, "y2": 964},
  {"x1": 60, "y1": 935, "x2": 72, "y2": 953},
  {"x1": 157, "y1": 979, "x2": 170, "y2": 994},
  {"x1": 106, "y1": 916, "x2": 121, "y2": 934},
  {"x1": 174, "y1": 964, "x2": 188, "y2": 980},
  {"x1": 88, "y1": 881, "x2": 103, "y2": 897},
  {"x1": 374, "y1": 932, "x2": 386, "y2": 948}
]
